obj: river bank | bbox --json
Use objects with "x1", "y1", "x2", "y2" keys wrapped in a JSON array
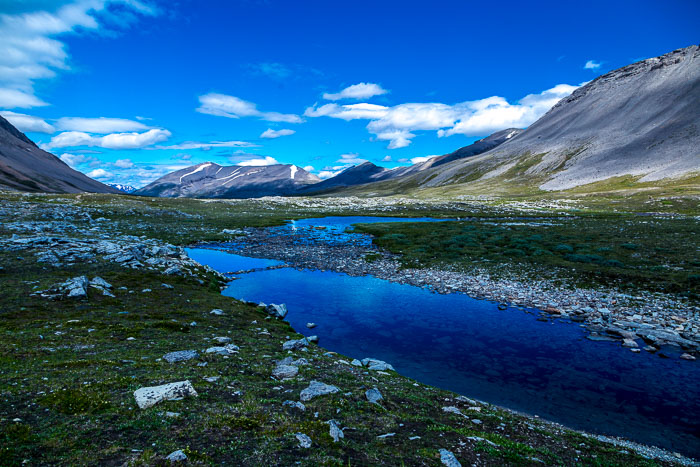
[{"x1": 201, "y1": 220, "x2": 700, "y2": 361}]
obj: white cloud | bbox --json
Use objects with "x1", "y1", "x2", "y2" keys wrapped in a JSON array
[
  {"x1": 305, "y1": 84, "x2": 578, "y2": 148},
  {"x1": 153, "y1": 140, "x2": 257, "y2": 150},
  {"x1": 0, "y1": 88, "x2": 49, "y2": 109},
  {"x1": 236, "y1": 156, "x2": 279, "y2": 167},
  {"x1": 336, "y1": 153, "x2": 367, "y2": 165},
  {"x1": 260, "y1": 128, "x2": 295, "y2": 139},
  {"x1": 86, "y1": 168, "x2": 112, "y2": 179},
  {"x1": 43, "y1": 128, "x2": 171, "y2": 150},
  {"x1": 56, "y1": 117, "x2": 150, "y2": 133},
  {"x1": 302, "y1": 165, "x2": 314, "y2": 172},
  {"x1": 323, "y1": 82, "x2": 389, "y2": 101},
  {"x1": 114, "y1": 158, "x2": 134, "y2": 168},
  {"x1": 0, "y1": 0, "x2": 157, "y2": 110},
  {"x1": 59, "y1": 152, "x2": 97, "y2": 168},
  {"x1": 0, "y1": 110, "x2": 54, "y2": 133},
  {"x1": 318, "y1": 170, "x2": 341, "y2": 179},
  {"x1": 410, "y1": 155, "x2": 438, "y2": 164},
  {"x1": 381, "y1": 155, "x2": 392, "y2": 162},
  {"x1": 196, "y1": 93, "x2": 303, "y2": 123},
  {"x1": 584, "y1": 60, "x2": 602, "y2": 70}
]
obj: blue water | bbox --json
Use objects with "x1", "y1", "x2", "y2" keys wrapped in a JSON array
[{"x1": 186, "y1": 219, "x2": 700, "y2": 456}]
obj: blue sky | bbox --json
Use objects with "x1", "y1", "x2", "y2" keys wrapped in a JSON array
[{"x1": 1, "y1": 0, "x2": 698, "y2": 187}]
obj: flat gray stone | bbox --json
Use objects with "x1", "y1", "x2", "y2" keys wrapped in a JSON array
[
  {"x1": 295, "y1": 433, "x2": 312, "y2": 448},
  {"x1": 365, "y1": 388, "x2": 383, "y2": 404},
  {"x1": 166, "y1": 450, "x2": 187, "y2": 462},
  {"x1": 273, "y1": 364, "x2": 299, "y2": 380},
  {"x1": 300, "y1": 380, "x2": 339, "y2": 401},
  {"x1": 440, "y1": 449, "x2": 461, "y2": 467},
  {"x1": 163, "y1": 350, "x2": 198, "y2": 363},
  {"x1": 361, "y1": 358, "x2": 395, "y2": 371},
  {"x1": 205, "y1": 344, "x2": 239, "y2": 355},
  {"x1": 134, "y1": 381, "x2": 197, "y2": 409},
  {"x1": 283, "y1": 400, "x2": 306, "y2": 411}
]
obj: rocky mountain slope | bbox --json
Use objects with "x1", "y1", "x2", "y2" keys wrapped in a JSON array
[
  {"x1": 303, "y1": 128, "x2": 522, "y2": 194},
  {"x1": 134, "y1": 162, "x2": 320, "y2": 198},
  {"x1": 339, "y1": 45, "x2": 700, "y2": 196},
  {"x1": 0, "y1": 115, "x2": 118, "y2": 193}
]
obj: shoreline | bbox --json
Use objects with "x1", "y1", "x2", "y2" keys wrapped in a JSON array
[{"x1": 198, "y1": 224, "x2": 700, "y2": 361}]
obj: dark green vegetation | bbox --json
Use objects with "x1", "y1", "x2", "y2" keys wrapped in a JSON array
[
  {"x1": 356, "y1": 216, "x2": 700, "y2": 299},
  {"x1": 0, "y1": 192, "x2": 693, "y2": 465}
]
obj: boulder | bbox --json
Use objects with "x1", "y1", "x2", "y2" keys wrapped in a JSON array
[
  {"x1": 283, "y1": 400, "x2": 306, "y2": 411},
  {"x1": 327, "y1": 419, "x2": 344, "y2": 442},
  {"x1": 273, "y1": 364, "x2": 299, "y2": 380},
  {"x1": 361, "y1": 358, "x2": 394, "y2": 371},
  {"x1": 165, "y1": 450, "x2": 187, "y2": 462},
  {"x1": 295, "y1": 433, "x2": 312, "y2": 448},
  {"x1": 263, "y1": 303, "x2": 288, "y2": 319},
  {"x1": 300, "y1": 380, "x2": 339, "y2": 401},
  {"x1": 205, "y1": 344, "x2": 239, "y2": 356},
  {"x1": 440, "y1": 449, "x2": 461, "y2": 467},
  {"x1": 365, "y1": 388, "x2": 383, "y2": 404},
  {"x1": 283, "y1": 337, "x2": 311, "y2": 351},
  {"x1": 163, "y1": 350, "x2": 198, "y2": 363},
  {"x1": 134, "y1": 381, "x2": 197, "y2": 409}
]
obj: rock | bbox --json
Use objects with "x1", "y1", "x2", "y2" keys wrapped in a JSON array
[
  {"x1": 327, "y1": 419, "x2": 344, "y2": 442},
  {"x1": 283, "y1": 400, "x2": 306, "y2": 411},
  {"x1": 210, "y1": 308, "x2": 224, "y2": 315},
  {"x1": 306, "y1": 322, "x2": 317, "y2": 329},
  {"x1": 283, "y1": 337, "x2": 311, "y2": 351},
  {"x1": 350, "y1": 359, "x2": 362, "y2": 367},
  {"x1": 164, "y1": 266, "x2": 183, "y2": 275},
  {"x1": 205, "y1": 344, "x2": 239, "y2": 355},
  {"x1": 203, "y1": 376, "x2": 220, "y2": 383},
  {"x1": 365, "y1": 388, "x2": 383, "y2": 404},
  {"x1": 680, "y1": 353, "x2": 696, "y2": 361},
  {"x1": 163, "y1": 349, "x2": 198, "y2": 363},
  {"x1": 361, "y1": 358, "x2": 395, "y2": 371},
  {"x1": 442, "y1": 406, "x2": 466, "y2": 418},
  {"x1": 212, "y1": 336, "x2": 231, "y2": 344},
  {"x1": 165, "y1": 450, "x2": 187, "y2": 462},
  {"x1": 264, "y1": 303, "x2": 288, "y2": 319},
  {"x1": 273, "y1": 364, "x2": 299, "y2": 380},
  {"x1": 439, "y1": 449, "x2": 461, "y2": 467},
  {"x1": 377, "y1": 433, "x2": 395, "y2": 439},
  {"x1": 300, "y1": 380, "x2": 340, "y2": 401},
  {"x1": 89, "y1": 277, "x2": 114, "y2": 296},
  {"x1": 622, "y1": 338, "x2": 639, "y2": 348},
  {"x1": 133, "y1": 381, "x2": 197, "y2": 409},
  {"x1": 295, "y1": 433, "x2": 312, "y2": 448}
]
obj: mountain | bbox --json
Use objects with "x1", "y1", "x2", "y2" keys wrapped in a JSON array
[
  {"x1": 302, "y1": 128, "x2": 523, "y2": 194},
  {"x1": 134, "y1": 162, "x2": 321, "y2": 198},
  {"x1": 0, "y1": 115, "x2": 118, "y2": 194},
  {"x1": 334, "y1": 45, "x2": 700, "y2": 196},
  {"x1": 107, "y1": 183, "x2": 137, "y2": 193},
  {"x1": 299, "y1": 162, "x2": 388, "y2": 193}
]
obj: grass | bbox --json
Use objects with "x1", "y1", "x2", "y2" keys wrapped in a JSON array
[
  {"x1": 0, "y1": 191, "x2": 689, "y2": 465},
  {"x1": 355, "y1": 215, "x2": 700, "y2": 298}
]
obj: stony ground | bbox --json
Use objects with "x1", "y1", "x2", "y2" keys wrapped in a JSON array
[{"x1": 0, "y1": 192, "x2": 697, "y2": 466}]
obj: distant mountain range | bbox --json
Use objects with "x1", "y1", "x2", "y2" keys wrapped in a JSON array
[
  {"x1": 133, "y1": 162, "x2": 320, "y2": 198},
  {"x1": 2, "y1": 46, "x2": 697, "y2": 199},
  {"x1": 107, "y1": 183, "x2": 137, "y2": 193},
  {"x1": 0, "y1": 115, "x2": 117, "y2": 194}
]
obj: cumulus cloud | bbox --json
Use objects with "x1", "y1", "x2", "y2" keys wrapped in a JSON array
[
  {"x1": 0, "y1": 110, "x2": 54, "y2": 133},
  {"x1": 0, "y1": 88, "x2": 49, "y2": 109},
  {"x1": 302, "y1": 165, "x2": 314, "y2": 172},
  {"x1": 410, "y1": 155, "x2": 438, "y2": 164},
  {"x1": 42, "y1": 128, "x2": 171, "y2": 150},
  {"x1": 381, "y1": 155, "x2": 392, "y2": 162},
  {"x1": 584, "y1": 60, "x2": 602, "y2": 70},
  {"x1": 153, "y1": 140, "x2": 257, "y2": 150},
  {"x1": 323, "y1": 83, "x2": 388, "y2": 101},
  {"x1": 87, "y1": 168, "x2": 112, "y2": 179},
  {"x1": 0, "y1": 0, "x2": 157, "y2": 109},
  {"x1": 305, "y1": 84, "x2": 578, "y2": 148},
  {"x1": 260, "y1": 128, "x2": 295, "y2": 139},
  {"x1": 55, "y1": 117, "x2": 150, "y2": 133},
  {"x1": 114, "y1": 158, "x2": 134, "y2": 168},
  {"x1": 59, "y1": 152, "x2": 97, "y2": 168},
  {"x1": 318, "y1": 170, "x2": 341, "y2": 179},
  {"x1": 196, "y1": 93, "x2": 303, "y2": 123},
  {"x1": 236, "y1": 156, "x2": 279, "y2": 167},
  {"x1": 336, "y1": 153, "x2": 367, "y2": 165}
]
